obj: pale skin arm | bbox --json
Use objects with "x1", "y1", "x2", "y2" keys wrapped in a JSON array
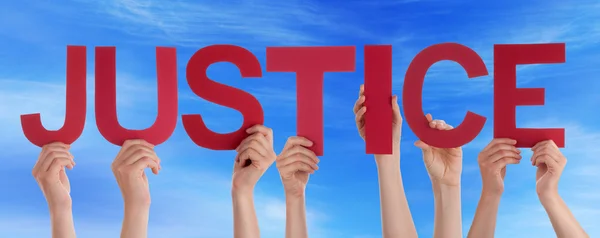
[
  {"x1": 120, "y1": 204, "x2": 150, "y2": 238},
  {"x1": 532, "y1": 140, "x2": 588, "y2": 238},
  {"x1": 50, "y1": 209, "x2": 77, "y2": 238},
  {"x1": 354, "y1": 85, "x2": 417, "y2": 238},
  {"x1": 33, "y1": 142, "x2": 77, "y2": 238},
  {"x1": 468, "y1": 138, "x2": 521, "y2": 238},
  {"x1": 285, "y1": 196, "x2": 308, "y2": 238},
  {"x1": 375, "y1": 150, "x2": 418, "y2": 238},
  {"x1": 277, "y1": 137, "x2": 319, "y2": 238},
  {"x1": 112, "y1": 139, "x2": 161, "y2": 238},
  {"x1": 432, "y1": 182, "x2": 462, "y2": 238},
  {"x1": 414, "y1": 117, "x2": 463, "y2": 238},
  {"x1": 232, "y1": 125, "x2": 277, "y2": 238},
  {"x1": 233, "y1": 190, "x2": 260, "y2": 238},
  {"x1": 540, "y1": 193, "x2": 588, "y2": 238},
  {"x1": 467, "y1": 194, "x2": 501, "y2": 238}
]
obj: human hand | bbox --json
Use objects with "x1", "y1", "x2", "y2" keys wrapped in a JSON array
[
  {"x1": 353, "y1": 84, "x2": 402, "y2": 146},
  {"x1": 276, "y1": 136, "x2": 320, "y2": 198},
  {"x1": 532, "y1": 140, "x2": 567, "y2": 198},
  {"x1": 232, "y1": 125, "x2": 277, "y2": 195},
  {"x1": 415, "y1": 114, "x2": 463, "y2": 186},
  {"x1": 32, "y1": 142, "x2": 75, "y2": 211},
  {"x1": 477, "y1": 138, "x2": 522, "y2": 196},
  {"x1": 111, "y1": 139, "x2": 160, "y2": 207}
]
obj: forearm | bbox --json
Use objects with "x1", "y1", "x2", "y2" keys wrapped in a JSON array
[
  {"x1": 375, "y1": 149, "x2": 417, "y2": 238},
  {"x1": 467, "y1": 193, "x2": 501, "y2": 238},
  {"x1": 50, "y1": 207, "x2": 76, "y2": 238},
  {"x1": 540, "y1": 192, "x2": 588, "y2": 238},
  {"x1": 432, "y1": 183, "x2": 462, "y2": 238},
  {"x1": 120, "y1": 204, "x2": 150, "y2": 238},
  {"x1": 285, "y1": 195, "x2": 308, "y2": 238},
  {"x1": 232, "y1": 190, "x2": 260, "y2": 238}
]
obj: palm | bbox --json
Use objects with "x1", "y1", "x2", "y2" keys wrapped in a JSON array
[
  {"x1": 424, "y1": 146, "x2": 463, "y2": 186},
  {"x1": 283, "y1": 171, "x2": 309, "y2": 195},
  {"x1": 536, "y1": 164, "x2": 551, "y2": 189},
  {"x1": 59, "y1": 169, "x2": 71, "y2": 194}
]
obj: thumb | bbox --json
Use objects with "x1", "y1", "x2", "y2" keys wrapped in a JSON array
[{"x1": 414, "y1": 140, "x2": 430, "y2": 150}]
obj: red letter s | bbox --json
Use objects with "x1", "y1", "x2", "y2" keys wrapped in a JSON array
[{"x1": 183, "y1": 45, "x2": 264, "y2": 150}]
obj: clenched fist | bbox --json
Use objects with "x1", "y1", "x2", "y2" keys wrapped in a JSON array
[
  {"x1": 276, "y1": 136, "x2": 320, "y2": 198},
  {"x1": 232, "y1": 125, "x2": 277, "y2": 195},
  {"x1": 532, "y1": 140, "x2": 567, "y2": 197},
  {"x1": 32, "y1": 142, "x2": 76, "y2": 210},
  {"x1": 415, "y1": 114, "x2": 463, "y2": 186},
  {"x1": 112, "y1": 139, "x2": 161, "y2": 206},
  {"x1": 477, "y1": 138, "x2": 522, "y2": 196}
]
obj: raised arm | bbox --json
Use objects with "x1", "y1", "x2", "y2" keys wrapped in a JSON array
[
  {"x1": 532, "y1": 140, "x2": 588, "y2": 238},
  {"x1": 468, "y1": 139, "x2": 521, "y2": 238},
  {"x1": 232, "y1": 125, "x2": 277, "y2": 238},
  {"x1": 414, "y1": 115, "x2": 463, "y2": 238},
  {"x1": 33, "y1": 142, "x2": 77, "y2": 238},
  {"x1": 353, "y1": 85, "x2": 417, "y2": 238},
  {"x1": 111, "y1": 139, "x2": 161, "y2": 238},
  {"x1": 276, "y1": 136, "x2": 319, "y2": 238}
]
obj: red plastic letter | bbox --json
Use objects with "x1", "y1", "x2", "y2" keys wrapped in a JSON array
[
  {"x1": 21, "y1": 46, "x2": 87, "y2": 147},
  {"x1": 364, "y1": 45, "x2": 393, "y2": 154},
  {"x1": 267, "y1": 46, "x2": 355, "y2": 156},
  {"x1": 494, "y1": 43, "x2": 565, "y2": 147},
  {"x1": 403, "y1": 43, "x2": 488, "y2": 148},
  {"x1": 95, "y1": 47, "x2": 178, "y2": 146},
  {"x1": 183, "y1": 45, "x2": 264, "y2": 150}
]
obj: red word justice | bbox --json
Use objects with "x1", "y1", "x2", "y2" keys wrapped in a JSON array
[{"x1": 20, "y1": 43, "x2": 566, "y2": 156}]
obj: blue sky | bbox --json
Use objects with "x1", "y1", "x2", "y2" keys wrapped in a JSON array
[{"x1": 0, "y1": 0, "x2": 599, "y2": 237}]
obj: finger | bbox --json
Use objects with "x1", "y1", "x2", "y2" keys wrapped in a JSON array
[
  {"x1": 278, "y1": 146, "x2": 319, "y2": 165},
  {"x1": 238, "y1": 147, "x2": 264, "y2": 168},
  {"x1": 534, "y1": 155, "x2": 558, "y2": 169},
  {"x1": 359, "y1": 84, "x2": 364, "y2": 97},
  {"x1": 122, "y1": 148, "x2": 161, "y2": 174},
  {"x1": 278, "y1": 153, "x2": 319, "y2": 170},
  {"x1": 353, "y1": 96, "x2": 365, "y2": 113},
  {"x1": 35, "y1": 145, "x2": 71, "y2": 173},
  {"x1": 414, "y1": 140, "x2": 430, "y2": 150},
  {"x1": 487, "y1": 149, "x2": 522, "y2": 164},
  {"x1": 281, "y1": 145, "x2": 319, "y2": 162},
  {"x1": 41, "y1": 151, "x2": 73, "y2": 172},
  {"x1": 119, "y1": 145, "x2": 159, "y2": 166},
  {"x1": 485, "y1": 143, "x2": 520, "y2": 157},
  {"x1": 279, "y1": 161, "x2": 316, "y2": 175},
  {"x1": 482, "y1": 138, "x2": 517, "y2": 152},
  {"x1": 532, "y1": 152, "x2": 560, "y2": 166},
  {"x1": 236, "y1": 137, "x2": 269, "y2": 157},
  {"x1": 282, "y1": 136, "x2": 314, "y2": 152},
  {"x1": 493, "y1": 157, "x2": 521, "y2": 169},
  {"x1": 113, "y1": 139, "x2": 154, "y2": 164},
  {"x1": 129, "y1": 157, "x2": 160, "y2": 175},
  {"x1": 355, "y1": 106, "x2": 366, "y2": 128},
  {"x1": 391, "y1": 95, "x2": 401, "y2": 122},
  {"x1": 237, "y1": 132, "x2": 270, "y2": 151},
  {"x1": 48, "y1": 157, "x2": 75, "y2": 176},
  {"x1": 532, "y1": 140, "x2": 557, "y2": 151},
  {"x1": 425, "y1": 113, "x2": 433, "y2": 122},
  {"x1": 246, "y1": 125, "x2": 274, "y2": 143},
  {"x1": 430, "y1": 119, "x2": 446, "y2": 130}
]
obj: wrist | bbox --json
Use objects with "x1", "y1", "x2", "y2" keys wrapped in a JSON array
[
  {"x1": 538, "y1": 189, "x2": 560, "y2": 206},
  {"x1": 286, "y1": 194, "x2": 305, "y2": 206},
  {"x1": 480, "y1": 191, "x2": 502, "y2": 203},
  {"x1": 49, "y1": 206, "x2": 73, "y2": 220},
  {"x1": 433, "y1": 181, "x2": 460, "y2": 195},
  {"x1": 232, "y1": 188, "x2": 253, "y2": 201}
]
